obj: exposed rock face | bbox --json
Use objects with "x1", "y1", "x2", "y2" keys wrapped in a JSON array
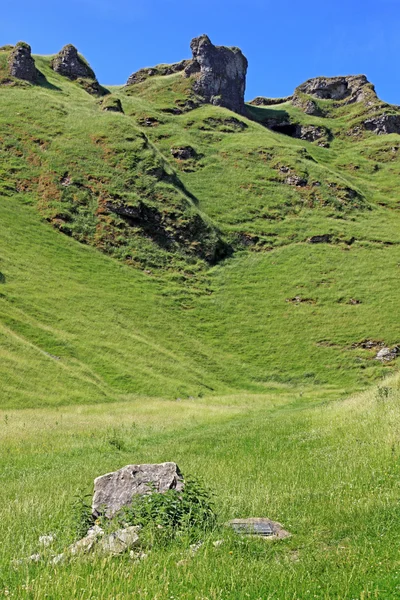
[
  {"x1": 126, "y1": 60, "x2": 191, "y2": 86},
  {"x1": 170, "y1": 146, "x2": 196, "y2": 160},
  {"x1": 51, "y1": 44, "x2": 96, "y2": 80},
  {"x1": 92, "y1": 462, "x2": 184, "y2": 518},
  {"x1": 375, "y1": 346, "x2": 400, "y2": 361},
  {"x1": 264, "y1": 118, "x2": 330, "y2": 146},
  {"x1": 364, "y1": 114, "x2": 400, "y2": 135},
  {"x1": 295, "y1": 75, "x2": 376, "y2": 104},
  {"x1": 308, "y1": 234, "x2": 332, "y2": 244},
  {"x1": 8, "y1": 42, "x2": 37, "y2": 82},
  {"x1": 185, "y1": 34, "x2": 248, "y2": 115}
]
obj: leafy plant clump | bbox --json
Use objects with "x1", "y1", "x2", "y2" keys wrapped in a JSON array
[
  {"x1": 71, "y1": 491, "x2": 94, "y2": 540},
  {"x1": 114, "y1": 477, "x2": 217, "y2": 542}
]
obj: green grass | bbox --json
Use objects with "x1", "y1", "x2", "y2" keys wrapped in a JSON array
[
  {"x1": 1, "y1": 379, "x2": 400, "y2": 598},
  {"x1": 1, "y1": 52, "x2": 400, "y2": 598}
]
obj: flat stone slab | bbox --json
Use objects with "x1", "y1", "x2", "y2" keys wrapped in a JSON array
[
  {"x1": 228, "y1": 518, "x2": 290, "y2": 539},
  {"x1": 92, "y1": 462, "x2": 184, "y2": 518}
]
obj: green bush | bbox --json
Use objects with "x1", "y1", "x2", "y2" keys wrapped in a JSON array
[{"x1": 113, "y1": 477, "x2": 217, "y2": 542}]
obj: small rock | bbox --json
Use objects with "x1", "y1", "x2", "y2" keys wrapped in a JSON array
[
  {"x1": 285, "y1": 175, "x2": 307, "y2": 187},
  {"x1": 375, "y1": 347, "x2": 399, "y2": 362},
  {"x1": 228, "y1": 518, "x2": 290, "y2": 540},
  {"x1": 51, "y1": 553, "x2": 65, "y2": 565},
  {"x1": 69, "y1": 525, "x2": 103, "y2": 555},
  {"x1": 98, "y1": 526, "x2": 140, "y2": 555},
  {"x1": 170, "y1": 146, "x2": 196, "y2": 160},
  {"x1": 307, "y1": 234, "x2": 332, "y2": 244},
  {"x1": 39, "y1": 534, "x2": 55, "y2": 547},
  {"x1": 213, "y1": 540, "x2": 224, "y2": 547}
]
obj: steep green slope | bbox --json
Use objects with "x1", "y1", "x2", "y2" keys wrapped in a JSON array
[{"x1": 1, "y1": 50, "x2": 400, "y2": 407}]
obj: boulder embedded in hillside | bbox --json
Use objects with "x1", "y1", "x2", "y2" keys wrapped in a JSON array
[
  {"x1": 185, "y1": 34, "x2": 248, "y2": 115},
  {"x1": 8, "y1": 42, "x2": 37, "y2": 82},
  {"x1": 307, "y1": 234, "x2": 332, "y2": 244},
  {"x1": 364, "y1": 115, "x2": 400, "y2": 135},
  {"x1": 170, "y1": 145, "x2": 196, "y2": 160},
  {"x1": 92, "y1": 462, "x2": 184, "y2": 518},
  {"x1": 375, "y1": 346, "x2": 400, "y2": 362},
  {"x1": 228, "y1": 518, "x2": 290, "y2": 540},
  {"x1": 51, "y1": 44, "x2": 96, "y2": 80},
  {"x1": 291, "y1": 95, "x2": 322, "y2": 116},
  {"x1": 295, "y1": 75, "x2": 377, "y2": 104}
]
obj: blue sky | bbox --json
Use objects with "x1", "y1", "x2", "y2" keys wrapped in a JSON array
[{"x1": 1, "y1": 0, "x2": 399, "y2": 103}]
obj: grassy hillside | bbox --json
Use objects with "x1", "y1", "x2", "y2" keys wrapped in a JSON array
[
  {"x1": 1, "y1": 54, "x2": 400, "y2": 405},
  {"x1": 1, "y1": 45, "x2": 400, "y2": 598}
]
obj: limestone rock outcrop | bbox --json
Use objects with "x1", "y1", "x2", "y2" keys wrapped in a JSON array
[
  {"x1": 51, "y1": 44, "x2": 96, "y2": 80},
  {"x1": 8, "y1": 42, "x2": 37, "y2": 82},
  {"x1": 92, "y1": 462, "x2": 184, "y2": 518},
  {"x1": 364, "y1": 114, "x2": 400, "y2": 135},
  {"x1": 295, "y1": 75, "x2": 376, "y2": 104},
  {"x1": 185, "y1": 34, "x2": 248, "y2": 115}
]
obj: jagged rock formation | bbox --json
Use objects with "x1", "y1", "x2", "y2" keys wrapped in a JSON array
[
  {"x1": 295, "y1": 75, "x2": 377, "y2": 104},
  {"x1": 184, "y1": 34, "x2": 248, "y2": 115},
  {"x1": 126, "y1": 60, "x2": 191, "y2": 85},
  {"x1": 51, "y1": 44, "x2": 96, "y2": 80},
  {"x1": 364, "y1": 114, "x2": 400, "y2": 135},
  {"x1": 8, "y1": 42, "x2": 37, "y2": 82}
]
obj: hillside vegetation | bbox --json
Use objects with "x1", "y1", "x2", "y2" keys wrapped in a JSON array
[{"x1": 1, "y1": 39, "x2": 400, "y2": 598}]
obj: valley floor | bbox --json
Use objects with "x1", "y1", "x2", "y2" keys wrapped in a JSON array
[{"x1": 1, "y1": 379, "x2": 400, "y2": 599}]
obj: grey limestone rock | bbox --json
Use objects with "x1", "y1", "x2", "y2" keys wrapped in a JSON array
[
  {"x1": 8, "y1": 42, "x2": 37, "y2": 82},
  {"x1": 69, "y1": 524, "x2": 140, "y2": 556},
  {"x1": 92, "y1": 462, "x2": 184, "y2": 518},
  {"x1": 375, "y1": 346, "x2": 400, "y2": 361},
  {"x1": 51, "y1": 44, "x2": 96, "y2": 80},
  {"x1": 295, "y1": 75, "x2": 376, "y2": 104},
  {"x1": 364, "y1": 114, "x2": 400, "y2": 135},
  {"x1": 185, "y1": 34, "x2": 248, "y2": 115}
]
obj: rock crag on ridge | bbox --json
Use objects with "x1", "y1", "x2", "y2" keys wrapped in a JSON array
[
  {"x1": 8, "y1": 42, "x2": 37, "y2": 82},
  {"x1": 51, "y1": 44, "x2": 96, "y2": 80},
  {"x1": 295, "y1": 75, "x2": 377, "y2": 104},
  {"x1": 184, "y1": 34, "x2": 248, "y2": 115}
]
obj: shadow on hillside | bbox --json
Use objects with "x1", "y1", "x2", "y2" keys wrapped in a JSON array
[
  {"x1": 0, "y1": 272, "x2": 5, "y2": 284},
  {"x1": 36, "y1": 70, "x2": 61, "y2": 92},
  {"x1": 246, "y1": 104, "x2": 291, "y2": 124}
]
